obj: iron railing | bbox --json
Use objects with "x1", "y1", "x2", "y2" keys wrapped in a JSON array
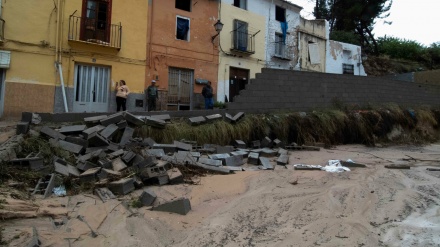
[
  {"x1": 230, "y1": 30, "x2": 255, "y2": 54},
  {"x1": 68, "y1": 15, "x2": 122, "y2": 49},
  {"x1": 0, "y1": 18, "x2": 5, "y2": 41}
]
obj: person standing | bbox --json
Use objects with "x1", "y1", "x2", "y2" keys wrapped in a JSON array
[
  {"x1": 146, "y1": 80, "x2": 159, "y2": 111},
  {"x1": 202, "y1": 81, "x2": 214, "y2": 109},
  {"x1": 116, "y1": 80, "x2": 129, "y2": 111}
]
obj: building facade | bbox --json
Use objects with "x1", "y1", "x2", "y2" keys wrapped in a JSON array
[
  {"x1": 0, "y1": 0, "x2": 148, "y2": 118},
  {"x1": 146, "y1": 0, "x2": 219, "y2": 111},
  {"x1": 326, "y1": 40, "x2": 367, "y2": 76}
]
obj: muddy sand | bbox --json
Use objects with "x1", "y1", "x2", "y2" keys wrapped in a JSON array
[{"x1": 2, "y1": 144, "x2": 440, "y2": 247}]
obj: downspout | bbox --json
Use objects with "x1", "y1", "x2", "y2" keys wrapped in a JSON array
[
  {"x1": 57, "y1": 63, "x2": 68, "y2": 112},
  {"x1": 55, "y1": 0, "x2": 68, "y2": 112},
  {"x1": 0, "y1": 0, "x2": 3, "y2": 17}
]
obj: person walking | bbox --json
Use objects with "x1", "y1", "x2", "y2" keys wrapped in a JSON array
[
  {"x1": 202, "y1": 81, "x2": 214, "y2": 109},
  {"x1": 115, "y1": 80, "x2": 129, "y2": 111},
  {"x1": 146, "y1": 80, "x2": 159, "y2": 111}
]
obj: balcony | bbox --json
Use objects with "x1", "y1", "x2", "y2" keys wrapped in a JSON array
[
  {"x1": 273, "y1": 42, "x2": 293, "y2": 60},
  {"x1": 0, "y1": 18, "x2": 5, "y2": 43},
  {"x1": 230, "y1": 30, "x2": 256, "y2": 55},
  {"x1": 68, "y1": 15, "x2": 122, "y2": 50}
]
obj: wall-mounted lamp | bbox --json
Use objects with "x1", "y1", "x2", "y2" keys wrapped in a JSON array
[{"x1": 211, "y1": 20, "x2": 224, "y2": 43}]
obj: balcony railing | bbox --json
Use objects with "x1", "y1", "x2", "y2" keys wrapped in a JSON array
[
  {"x1": 273, "y1": 42, "x2": 293, "y2": 60},
  {"x1": 68, "y1": 15, "x2": 122, "y2": 49},
  {"x1": 230, "y1": 30, "x2": 256, "y2": 54},
  {"x1": 0, "y1": 18, "x2": 5, "y2": 42}
]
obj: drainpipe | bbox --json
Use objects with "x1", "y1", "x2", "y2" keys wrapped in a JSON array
[
  {"x1": 55, "y1": 0, "x2": 60, "y2": 63},
  {"x1": 56, "y1": 63, "x2": 69, "y2": 112},
  {"x1": 55, "y1": 0, "x2": 68, "y2": 112},
  {"x1": 0, "y1": 0, "x2": 3, "y2": 17}
]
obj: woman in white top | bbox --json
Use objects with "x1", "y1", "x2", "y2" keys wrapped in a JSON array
[{"x1": 115, "y1": 80, "x2": 130, "y2": 111}]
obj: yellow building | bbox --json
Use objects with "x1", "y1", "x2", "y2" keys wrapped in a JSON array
[
  {"x1": 297, "y1": 18, "x2": 327, "y2": 73},
  {"x1": 0, "y1": 0, "x2": 148, "y2": 118},
  {"x1": 216, "y1": 2, "x2": 266, "y2": 103}
]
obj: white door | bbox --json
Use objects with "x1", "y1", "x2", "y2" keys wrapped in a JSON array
[{"x1": 73, "y1": 64, "x2": 110, "y2": 112}]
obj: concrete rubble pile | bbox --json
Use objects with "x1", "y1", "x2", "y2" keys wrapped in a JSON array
[{"x1": 7, "y1": 111, "x2": 303, "y2": 209}]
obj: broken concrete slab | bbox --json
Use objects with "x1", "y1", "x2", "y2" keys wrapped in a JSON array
[
  {"x1": 174, "y1": 141, "x2": 192, "y2": 151},
  {"x1": 216, "y1": 145, "x2": 234, "y2": 154},
  {"x1": 261, "y1": 137, "x2": 272, "y2": 148},
  {"x1": 16, "y1": 121, "x2": 30, "y2": 135},
  {"x1": 123, "y1": 112, "x2": 145, "y2": 126},
  {"x1": 112, "y1": 157, "x2": 127, "y2": 172},
  {"x1": 82, "y1": 125, "x2": 105, "y2": 139},
  {"x1": 260, "y1": 148, "x2": 278, "y2": 157},
  {"x1": 232, "y1": 112, "x2": 245, "y2": 122},
  {"x1": 152, "y1": 144, "x2": 176, "y2": 154},
  {"x1": 174, "y1": 151, "x2": 197, "y2": 165},
  {"x1": 234, "y1": 140, "x2": 247, "y2": 149},
  {"x1": 206, "y1": 114, "x2": 223, "y2": 122},
  {"x1": 231, "y1": 150, "x2": 249, "y2": 158},
  {"x1": 100, "y1": 112, "x2": 124, "y2": 126},
  {"x1": 139, "y1": 189, "x2": 157, "y2": 206},
  {"x1": 100, "y1": 124, "x2": 119, "y2": 139},
  {"x1": 273, "y1": 139, "x2": 284, "y2": 148},
  {"x1": 27, "y1": 226, "x2": 41, "y2": 247},
  {"x1": 65, "y1": 136, "x2": 88, "y2": 148},
  {"x1": 188, "y1": 116, "x2": 206, "y2": 125},
  {"x1": 152, "y1": 197, "x2": 191, "y2": 215},
  {"x1": 225, "y1": 113, "x2": 234, "y2": 123},
  {"x1": 276, "y1": 154, "x2": 289, "y2": 166},
  {"x1": 76, "y1": 161, "x2": 96, "y2": 172},
  {"x1": 247, "y1": 152, "x2": 259, "y2": 165},
  {"x1": 100, "y1": 168, "x2": 122, "y2": 179},
  {"x1": 32, "y1": 173, "x2": 58, "y2": 199},
  {"x1": 140, "y1": 166, "x2": 169, "y2": 185},
  {"x1": 252, "y1": 140, "x2": 261, "y2": 149},
  {"x1": 144, "y1": 149, "x2": 165, "y2": 158},
  {"x1": 117, "y1": 120, "x2": 128, "y2": 130},
  {"x1": 59, "y1": 125, "x2": 87, "y2": 135},
  {"x1": 259, "y1": 157, "x2": 274, "y2": 170},
  {"x1": 385, "y1": 165, "x2": 410, "y2": 169},
  {"x1": 143, "y1": 137, "x2": 157, "y2": 147},
  {"x1": 225, "y1": 166, "x2": 243, "y2": 171},
  {"x1": 97, "y1": 158, "x2": 113, "y2": 169},
  {"x1": 427, "y1": 168, "x2": 440, "y2": 171},
  {"x1": 94, "y1": 187, "x2": 116, "y2": 203},
  {"x1": 121, "y1": 151, "x2": 136, "y2": 164},
  {"x1": 293, "y1": 164, "x2": 322, "y2": 170},
  {"x1": 340, "y1": 160, "x2": 367, "y2": 168},
  {"x1": 108, "y1": 149, "x2": 125, "y2": 159},
  {"x1": 198, "y1": 157, "x2": 222, "y2": 167},
  {"x1": 108, "y1": 178, "x2": 135, "y2": 195},
  {"x1": 150, "y1": 114, "x2": 171, "y2": 122},
  {"x1": 224, "y1": 155, "x2": 244, "y2": 167},
  {"x1": 209, "y1": 153, "x2": 230, "y2": 161},
  {"x1": 40, "y1": 126, "x2": 66, "y2": 140},
  {"x1": 84, "y1": 115, "x2": 108, "y2": 125},
  {"x1": 11, "y1": 152, "x2": 44, "y2": 171},
  {"x1": 144, "y1": 116, "x2": 167, "y2": 129},
  {"x1": 54, "y1": 157, "x2": 80, "y2": 177},
  {"x1": 119, "y1": 127, "x2": 134, "y2": 146},
  {"x1": 79, "y1": 167, "x2": 101, "y2": 183},
  {"x1": 278, "y1": 148, "x2": 288, "y2": 156},
  {"x1": 87, "y1": 132, "x2": 109, "y2": 147},
  {"x1": 167, "y1": 168, "x2": 184, "y2": 184},
  {"x1": 58, "y1": 140, "x2": 84, "y2": 154}
]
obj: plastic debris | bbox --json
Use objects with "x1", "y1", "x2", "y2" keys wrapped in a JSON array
[
  {"x1": 321, "y1": 160, "x2": 350, "y2": 173},
  {"x1": 53, "y1": 185, "x2": 66, "y2": 196}
]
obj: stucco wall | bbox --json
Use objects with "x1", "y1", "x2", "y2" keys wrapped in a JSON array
[
  {"x1": 298, "y1": 18, "x2": 327, "y2": 72},
  {"x1": 326, "y1": 40, "x2": 367, "y2": 76}
]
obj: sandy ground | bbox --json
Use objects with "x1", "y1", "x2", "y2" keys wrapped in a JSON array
[{"x1": 2, "y1": 144, "x2": 440, "y2": 247}]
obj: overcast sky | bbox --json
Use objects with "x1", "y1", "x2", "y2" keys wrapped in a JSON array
[{"x1": 291, "y1": 0, "x2": 440, "y2": 46}]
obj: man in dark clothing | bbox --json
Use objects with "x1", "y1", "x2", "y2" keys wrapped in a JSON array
[
  {"x1": 202, "y1": 81, "x2": 214, "y2": 109},
  {"x1": 146, "y1": 80, "x2": 158, "y2": 111}
]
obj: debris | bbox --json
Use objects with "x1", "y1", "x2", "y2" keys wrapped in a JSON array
[
  {"x1": 16, "y1": 121, "x2": 30, "y2": 135},
  {"x1": 276, "y1": 154, "x2": 289, "y2": 166},
  {"x1": 167, "y1": 168, "x2": 184, "y2": 184},
  {"x1": 285, "y1": 144, "x2": 320, "y2": 151},
  {"x1": 11, "y1": 152, "x2": 44, "y2": 171},
  {"x1": 198, "y1": 157, "x2": 222, "y2": 167},
  {"x1": 26, "y1": 226, "x2": 41, "y2": 247},
  {"x1": 261, "y1": 137, "x2": 272, "y2": 148},
  {"x1": 152, "y1": 144, "x2": 177, "y2": 154},
  {"x1": 139, "y1": 189, "x2": 157, "y2": 206},
  {"x1": 340, "y1": 160, "x2": 367, "y2": 168},
  {"x1": 59, "y1": 125, "x2": 87, "y2": 135},
  {"x1": 94, "y1": 187, "x2": 116, "y2": 203},
  {"x1": 206, "y1": 114, "x2": 222, "y2": 122},
  {"x1": 426, "y1": 168, "x2": 440, "y2": 171},
  {"x1": 224, "y1": 155, "x2": 245, "y2": 167},
  {"x1": 234, "y1": 140, "x2": 247, "y2": 149},
  {"x1": 32, "y1": 173, "x2": 59, "y2": 198},
  {"x1": 40, "y1": 126, "x2": 66, "y2": 140},
  {"x1": 321, "y1": 160, "x2": 350, "y2": 173},
  {"x1": 189, "y1": 116, "x2": 206, "y2": 125},
  {"x1": 259, "y1": 157, "x2": 274, "y2": 170},
  {"x1": 53, "y1": 185, "x2": 66, "y2": 196},
  {"x1": 58, "y1": 140, "x2": 84, "y2": 154},
  {"x1": 385, "y1": 165, "x2": 410, "y2": 169},
  {"x1": 77, "y1": 215, "x2": 98, "y2": 238},
  {"x1": 293, "y1": 164, "x2": 323, "y2": 170},
  {"x1": 152, "y1": 197, "x2": 191, "y2": 215},
  {"x1": 108, "y1": 178, "x2": 135, "y2": 195}
]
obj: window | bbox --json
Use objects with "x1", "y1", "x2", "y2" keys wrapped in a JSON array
[
  {"x1": 176, "y1": 16, "x2": 190, "y2": 41},
  {"x1": 73, "y1": 64, "x2": 110, "y2": 112},
  {"x1": 81, "y1": 0, "x2": 112, "y2": 43},
  {"x1": 308, "y1": 42, "x2": 320, "y2": 64},
  {"x1": 343, "y1": 64, "x2": 354, "y2": 74},
  {"x1": 276, "y1": 6, "x2": 286, "y2": 22},
  {"x1": 233, "y1": 20, "x2": 248, "y2": 51},
  {"x1": 233, "y1": 0, "x2": 247, "y2": 10},
  {"x1": 176, "y1": 0, "x2": 191, "y2": 12},
  {"x1": 275, "y1": 33, "x2": 285, "y2": 57}
]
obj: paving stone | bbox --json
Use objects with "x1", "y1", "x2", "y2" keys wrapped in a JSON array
[
  {"x1": 112, "y1": 157, "x2": 127, "y2": 172},
  {"x1": 216, "y1": 145, "x2": 234, "y2": 154},
  {"x1": 198, "y1": 157, "x2": 222, "y2": 167},
  {"x1": 143, "y1": 137, "x2": 157, "y2": 147},
  {"x1": 123, "y1": 111, "x2": 145, "y2": 126},
  {"x1": 119, "y1": 127, "x2": 134, "y2": 147},
  {"x1": 234, "y1": 140, "x2": 247, "y2": 149},
  {"x1": 273, "y1": 138, "x2": 284, "y2": 148},
  {"x1": 59, "y1": 125, "x2": 87, "y2": 135},
  {"x1": 84, "y1": 115, "x2": 108, "y2": 124},
  {"x1": 152, "y1": 144, "x2": 176, "y2": 154},
  {"x1": 117, "y1": 120, "x2": 128, "y2": 130},
  {"x1": 247, "y1": 152, "x2": 259, "y2": 165},
  {"x1": 259, "y1": 157, "x2": 274, "y2": 170},
  {"x1": 224, "y1": 155, "x2": 244, "y2": 167},
  {"x1": 121, "y1": 151, "x2": 136, "y2": 165},
  {"x1": 79, "y1": 167, "x2": 101, "y2": 183},
  {"x1": 100, "y1": 112, "x2": 124, "y2": 126},
  {"x1": 188, "y1": 116, "x2": 206, "y2": 125},
  {"x1": 167, "y1": 168, "x2": 184, "y2": 184},
  {"x1": 139, "y1": 189, "x2": 157, "y2": 206},
  {"x1": 144, "y1": 149, "x2": 165, "y2": 158},
  {"x1": 260, "y1": 148, "x2": 278, "y2": 157},
  {"x1": 206, "y1": 114, "x2": 223, "y2": 122},
  {"x1": 65, "y1": 136, "x2": 88, "y2": 148},
  {"x1": 16, "y1": 121, "x2": 29, "y2": 135},
  {"x1": 174, "y1": 141, "x2": 192, "y2": 151},
  {"x1": 58, "y1": 140, "x2": 84, "y2": 154},
  {"x1": 208, "y1": 153, "x2": 230, "y2": 161},
  {"x1": 94, "y1": 187, "x2": 116, "y2": 203},
  {"x1": 100, "y1": 124, "x2": 119, "y2": 139},
  {"x1": 230, "y1": 150, "x2": 249, "y2": 158},
  {"x1": 107, "y1": 178, "x2": 135, "y2": 195},
  {"x1": 40, "y1": 126, "x2": 66, "y2": 140},
  {"x1": 152, "y1": 197, "x2": 191, "y2": 215},
  {"x1": 10, "y1": 152, "x2": 44, "y2": 171},
  {"x1": 276, "y1": 154, "x2": 289, "y2": 166},
  {"x1": 76, "y1": 161, "x2": 96, "y2": 172},
  {"x1": 145, "y1": 116, "x2": 166, "y2": 129},
  {"x1": 261, "y1": 136, "x2": 272, "y2": 148},
  {"x1": 82, "y1": 125, "x2": 105, "y2": 139}
]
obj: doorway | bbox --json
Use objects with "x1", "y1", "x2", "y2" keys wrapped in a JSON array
[
  {"x1": 73, "y1": 64, "x2": 110, "y2": 112},
  {"x1": 168, "y1": 67, "x2": 193, "y2": 110},
  {"x1": 229, "y1": 67, "x2": 249, "y2": 102}
]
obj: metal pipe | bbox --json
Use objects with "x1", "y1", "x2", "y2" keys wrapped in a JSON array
[
  {"x1": 55, "y1": 0, "x2": 61, "y2": 63},
  {"x1": 57, "y1": 63, "x2": 69, "y2": 112},
  {"x1": 59, "y1": 0, "x2": 64, "y2": 63}
]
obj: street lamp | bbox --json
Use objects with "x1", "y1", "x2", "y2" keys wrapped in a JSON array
[{"x1": 211, "y1": 20, "x2": 224, "y2": 43}]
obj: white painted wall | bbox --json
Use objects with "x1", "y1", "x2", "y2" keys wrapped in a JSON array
[{"x1": 326, "y1": 40, "x2": 367, "y2": 76}]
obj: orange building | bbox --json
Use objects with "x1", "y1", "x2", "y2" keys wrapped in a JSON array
[{"x1": 146, "y1": 0, "x2": 219, "y2": 110}]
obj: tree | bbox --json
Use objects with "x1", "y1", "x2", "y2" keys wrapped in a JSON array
[{"x1": 314, "y1": 0, "x2": 392, "y2": 54}]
